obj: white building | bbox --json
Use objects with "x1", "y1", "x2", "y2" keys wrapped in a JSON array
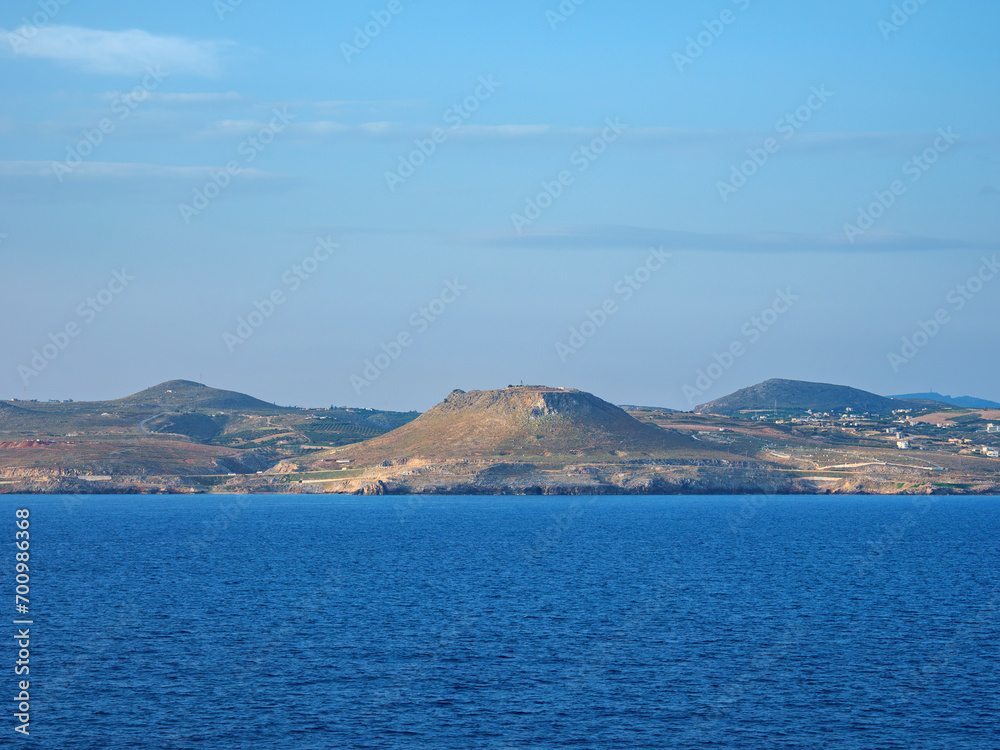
[{"x1": 897, "y1": 440, "x2": 910, "y2": 450}]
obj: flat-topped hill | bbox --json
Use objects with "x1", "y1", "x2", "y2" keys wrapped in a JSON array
[{"x1": 319, "y1": 386, "x2": 714, "y2": 462}]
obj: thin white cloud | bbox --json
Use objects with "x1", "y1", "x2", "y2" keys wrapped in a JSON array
[
  {"x1": 455, "y1": 124, "x2": 554, "y2": 138},
  {"x1": 297, "y1": 99, "x2": 427, "y2": 110},
  {"x1": 297, "y1": 121, "x2": 351, "y2": 136},
  {"x1": 114, "y1": 91, "x2": 243, "y2": 105},
  {"x1": 312, "y1": 224, "x2": 996, "y2": 254},
  {"x1": 206, "y1": 119, "x2": 273, "y2": 137},
  {"x1": 153, "y1": 91, "x2": 241, "y2": 103},
  {"x1": 0, "y1": 160, "x2": 272, "y2": 180},
  {"x1": 358, "y1": 121, "x2": 393, "y2": 134},
  {"x1": 2, "y1": 25, "x2": 232, "y2": 76},
  {"x1": 469, "y1": 224, "x2": 999, "y2": 254},
  {"x1": 180, "y1": 119, "x2": 982, "y2": 157}
]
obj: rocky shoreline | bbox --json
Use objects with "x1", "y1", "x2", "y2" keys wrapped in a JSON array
[{"x1": 4, "y1": 466, "x2": 998, "y2": 496}]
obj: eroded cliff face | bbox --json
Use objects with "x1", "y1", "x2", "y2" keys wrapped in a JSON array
[
  {"x1": 5, "y1": 439, "x2": 996, "y2": 496},
  {"x1": 1, "y1": 467, "x2": 77, "y2": 479},
  {"x1": 527, "y1": 391, "x2": 603, "y2": 419}
]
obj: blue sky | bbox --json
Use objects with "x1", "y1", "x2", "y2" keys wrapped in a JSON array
[{"x1": 2, "y1": 0, "x2": 998, "y2": 410}]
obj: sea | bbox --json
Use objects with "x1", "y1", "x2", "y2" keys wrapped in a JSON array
[{"x1": 4, "y1": 494, "x2": 999, "y2": 749}]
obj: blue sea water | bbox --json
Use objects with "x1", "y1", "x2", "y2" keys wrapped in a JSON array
[{"x1": 3, "y1": 494, "x2": 999, "y2": 749}]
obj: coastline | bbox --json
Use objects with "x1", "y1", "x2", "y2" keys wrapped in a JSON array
[{"x1": 4, "y1": 467, "x2": 997, "y2": 496}]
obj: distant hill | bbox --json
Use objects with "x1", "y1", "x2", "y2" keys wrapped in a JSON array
[
  {"x1": 114, "y1": 380, "x2": 290, "y2": 412},
  {"x1": 619, "y1": 405, "x2": 680, "y2": 413},
  {"x1": 323, "y1": 386, "x2": 714, "y2": 462},
  {"x1": 0, "y1": 381, "x2": 417, "y2": 480},
  {"x1": 696, "y1": 378, "x2": 930, "y2": 415},
  {"x1": 892, "y1": 392, "x2": 1000, "y2": 409}
]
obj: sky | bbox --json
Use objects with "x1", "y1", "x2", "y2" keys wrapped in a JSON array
[{"x1": 1, "y1": 0, "x2": 998, "y2": 411}]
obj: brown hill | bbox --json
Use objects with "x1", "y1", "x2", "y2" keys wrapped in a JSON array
[{"x1": 313, "y1": 386, "x2": 722, "y2": 463}]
